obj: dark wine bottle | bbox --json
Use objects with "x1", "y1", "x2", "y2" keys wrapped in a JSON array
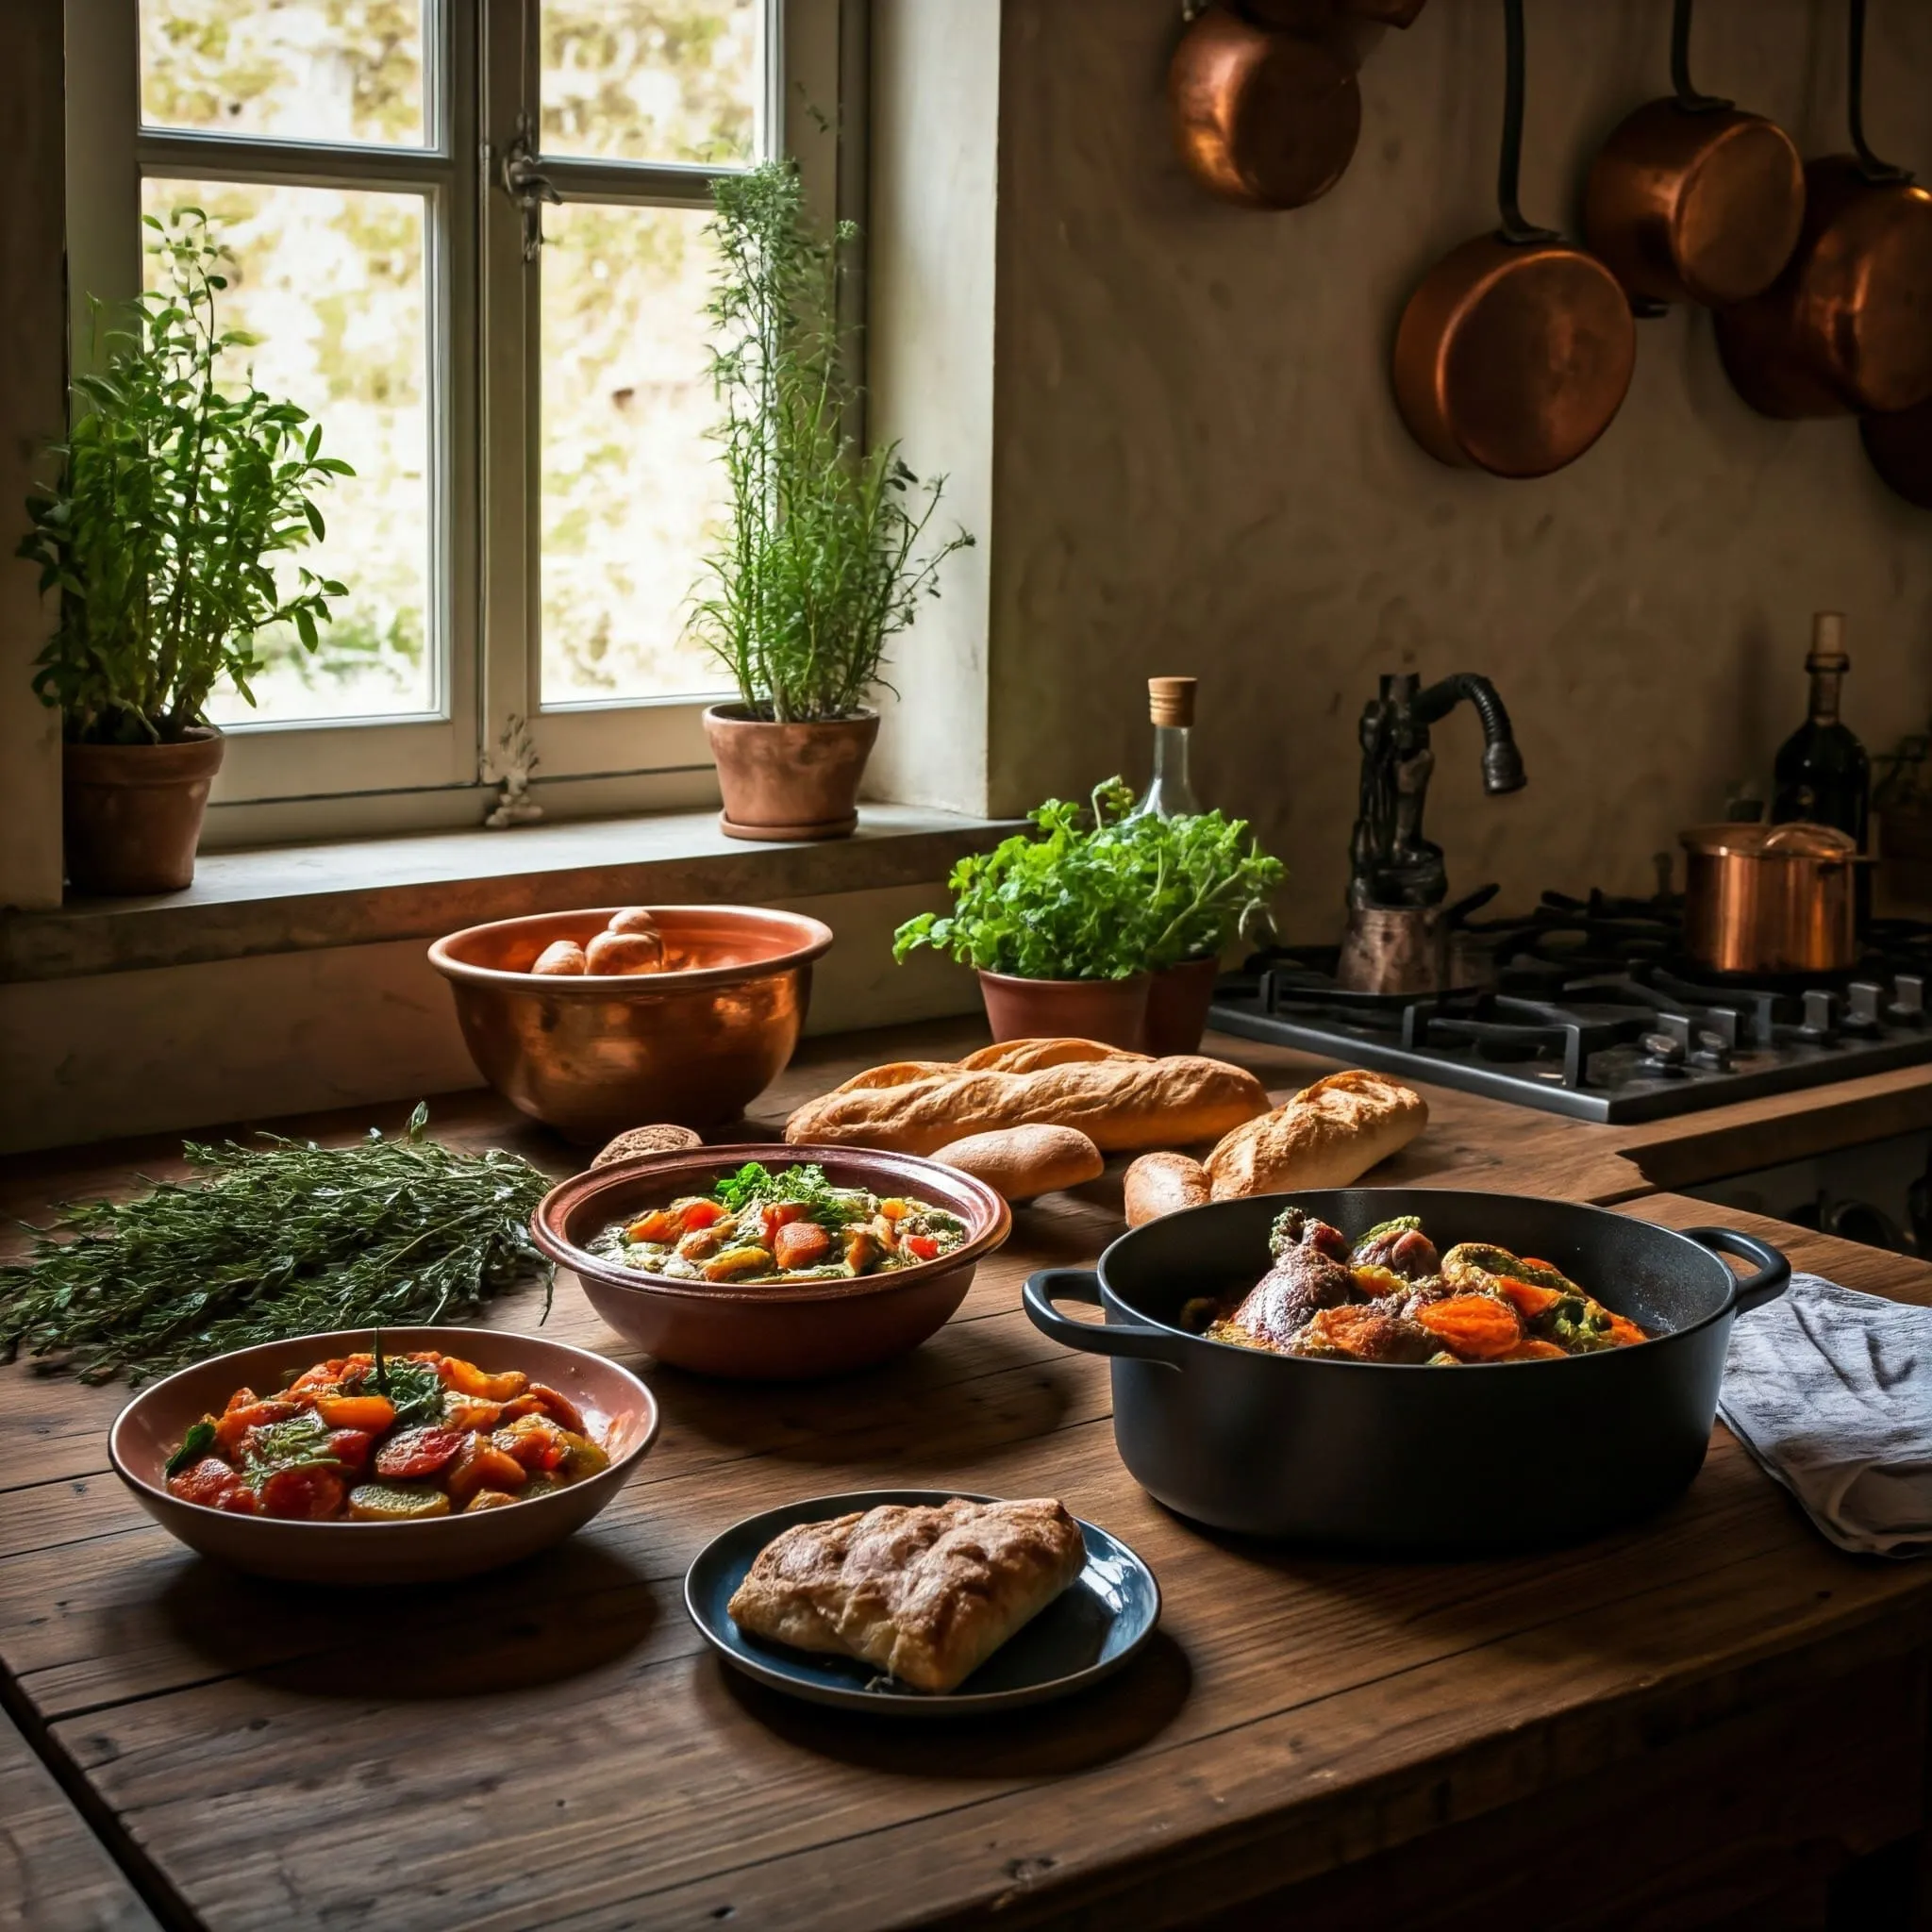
[{"x1": 1771, "y1": 612, "x2": 1870, "y2": 848}]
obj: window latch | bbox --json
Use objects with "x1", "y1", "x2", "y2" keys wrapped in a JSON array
[{"x1": 499, "y1": 117, "x2": 561, "y2": 263}]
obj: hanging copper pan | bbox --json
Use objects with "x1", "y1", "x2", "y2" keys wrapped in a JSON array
[
  {"x1": 1170, "y1": 2, "x2": 1361, "y2": 209},
  {"x1": 1714, "y1": 0, "x2": 1932, "y2": 419},
  {"x1": 1863, "y1": 396, "x2": 1932, "y2": 508},
  {"x1": 1583, "y1": 0, "x2": 1805, "y2": 310},
  {"x1": 1391, "y1": 0, "x2": 1637, "y2": 477}
]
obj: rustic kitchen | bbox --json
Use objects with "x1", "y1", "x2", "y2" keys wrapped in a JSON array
[{"x1": 2, "y1": 1, "x2": 1930, "y2": 1927}]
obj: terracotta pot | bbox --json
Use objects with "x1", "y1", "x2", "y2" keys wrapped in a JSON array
[
  {"x1": 62, "y1": 726, "x2": 224, "y2": 895},
  {"x1": 703, "y1": 704, "x2": 879, "y2": 842},
  {"x1": 977, "y1": 970, "x2": 1151, "y2": 1054},
  {"x1": 1144, "y1": 955, "x2": 1222, "y2": 1057}
]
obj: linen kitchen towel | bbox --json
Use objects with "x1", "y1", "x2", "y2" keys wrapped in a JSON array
[{"x1": 1718, "y1": 1274, "x2": 1932, "y2": 1557}]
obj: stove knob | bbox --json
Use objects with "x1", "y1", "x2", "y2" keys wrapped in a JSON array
[
  {"x1": 1843, "y1": 981, "x2": 1885, "y2": 1035},
  {"x1": 1797, "y1": 989, "x2": 1840, "y2": 1045},
  {"x1": 1639, "y1": 1030, "x2": 1689, "y2": 1077},
  {"x1": 1690, "y1": 1027, "x2": 1733, "y2": 1073},
  {"x1": 1890, "y1": 974, "x2": 1926, "y2": 1026}
]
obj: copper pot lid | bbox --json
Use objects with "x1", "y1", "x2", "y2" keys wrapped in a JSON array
[{"x1": 1679, "y1": 822, "x2": 1859, "y2": 860}]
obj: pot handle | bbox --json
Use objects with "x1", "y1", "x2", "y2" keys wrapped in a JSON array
[
  {"x1": 1681, "y1": 1226, "x2": 1791, "y2": 1317},
  {"x1": 1023, "y1": 1270, "x2": 1187, "y2": 1371}
]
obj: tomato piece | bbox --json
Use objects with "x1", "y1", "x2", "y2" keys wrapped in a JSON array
[
  {"x1": 904, "y1": 1234, "x2": 941, "y2": 1263},
  {"x1": 214, "y1": 1399, "x2": 300, "y2": 1455},
  {"x1": 373, "y1": 1425, "x2": 466, "y2": 1480},
  {"x1": 773, "y1": 1222, "x2": 833, "y2": 1272},
  {"x1": 491, "y1": 1413, "x2": 572, "y2": 1474},
  {"x1": 517, "y1": 1383, "x2": 586, "y2": 1433},
  {"x1": 679, "y1": 1198, "x2": 726, "y2": 1230},
  {"x1": 445, "y1": 1434, "x2": 531, "y2": 1507},
  {"x1": 223, "y1": 1386, "x2": 259, "y2": 1414},
  {"x1": 167, "y1": 1457, "x2": 258, "y2": 1514},
  {"x1": 258, "y1": 1466, "x2": 347, "y2": 1521},
  {"x1": 325, "y1": 1428, "x2": 376, "y2": 1474},
  {"x1": 625, "y1": 1208, "x2": 680, "y2": 1243},
  {"x1": 313, "y1": 1392, "x2": 397, "y2": 1432}
]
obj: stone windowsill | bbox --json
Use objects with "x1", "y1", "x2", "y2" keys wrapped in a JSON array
[{"x1": 0, "y1": 806, "x2": 1014, "y2": 984}]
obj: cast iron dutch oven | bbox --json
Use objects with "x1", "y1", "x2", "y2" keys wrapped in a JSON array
[{"x1": 1024, "y1": 1189, "x2": 1789, "y2": 1555}]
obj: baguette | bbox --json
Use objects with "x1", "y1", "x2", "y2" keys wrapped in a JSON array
[
  {"x1": 785, "y1": 1052, "x2": 1268, "y2": 1158},
  {"x1": 957, "y1": 1038, "x2": 1148, "y2": 1075},
  {"x1": 1123, "y1": 1151, "x2": 1212, "y2": 1226},
  {"x1": 934, "y1": 1124, "x2": 1105, "y2": 1201},
  {"x1": 1205, "y1": 1069, "x2": 1426, "y2": 1198}
]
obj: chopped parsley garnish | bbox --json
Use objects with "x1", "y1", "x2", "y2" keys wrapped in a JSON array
[
  {"x1": 711, "y1": 1162, "x2": 864, "y2": 1226},
  {"x1": 240, "y1": 1410, "x2": 341, "y2": 1484}
]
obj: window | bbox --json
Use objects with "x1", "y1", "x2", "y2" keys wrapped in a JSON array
[{"x1": 66, "y1": 0, "x2": 857, "y2": 841}]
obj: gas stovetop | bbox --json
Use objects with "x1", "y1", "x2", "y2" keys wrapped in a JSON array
[{"x1": 1208, "y1": 891, "x2": 1932, "y2": 1123}]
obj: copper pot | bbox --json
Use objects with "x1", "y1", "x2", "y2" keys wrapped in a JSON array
[
  {"x1": 1391, "y1": 0, "x2": 1636, "y2": 478},
  {"x1": 1862, "y1": 392, "x2": 1932, "y2": 508},
  {"x1": 1679, "y1": 823, "x2": 1860, "y2": 975},
  {"x1": 1582, "y1": 0, "x2": 1804, "y2": 311},
  {"x1": 1170, "y1": 3, "x2": 1360, "y2": 210},
  {"x1": 1714, "y1": 0, "x2": 1932, "y2": 420}
]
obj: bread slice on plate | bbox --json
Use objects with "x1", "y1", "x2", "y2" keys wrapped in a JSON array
[{"x1": 726, "y1": 1497, "x2": 1087, "y2": 1693}]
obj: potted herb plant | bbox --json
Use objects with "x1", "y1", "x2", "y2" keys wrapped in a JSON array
[
  {"x1": 691, "y1": 160, "x2": 972, "y2": 841},
  {"x1": 894, "y1": 781, "x2": 1285, "y2": 1054},
  {"x1": 19, "y1": 209, "x2": 350, "y2": 894}
]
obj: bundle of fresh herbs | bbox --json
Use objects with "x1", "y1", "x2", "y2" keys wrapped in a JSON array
[
  {"x1": 0, "y1": 1106, "x2": 552, "y2": 1385},
  {"x1": 893, "y1": 780, "x2": 1284, "y2": 981}
]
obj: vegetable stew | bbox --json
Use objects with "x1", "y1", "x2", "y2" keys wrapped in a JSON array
[
  {"x1": 606, "y1": 1161, "x2": 967, "y2": 1285},
  {"x1": 163, "y1": 1344, "x2": 609, "y2": 1520}
]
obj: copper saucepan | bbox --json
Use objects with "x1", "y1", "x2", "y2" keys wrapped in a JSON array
[
  {"x1": 1862, "y1": 394, "x2": 1932, "y2": 508},
  {"x1": 1715, "y1": 0, "x2": 1932, "y2": 419},
  {"x1": 1679, "y1": 823, "x2": 1861, "y2": 976},
  {"x1": 1583, "y1": 0, "x2": 1805, "y2": 311},
  {"x1": 1392, "y1": 0, "x2": 1637, "y2": 477},
  {"x1": 1171, "y1": 2, "x2": 1361, "y2": 209}
]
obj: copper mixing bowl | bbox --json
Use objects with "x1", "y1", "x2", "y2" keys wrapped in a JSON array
[
  {"x1": 533, "y1": 1143, "x2": 1011, "y2": 1380},
  {"x1": 428, "y1": 907, "x2": 834, "y2": 1143}
]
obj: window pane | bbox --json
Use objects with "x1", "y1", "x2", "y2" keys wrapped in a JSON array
[
  {"x1": 142, "y1": 180, "x2": 435, "y2": 725},
  {"x1": 541, "y1": 1, "x2": 759, "y2": 166},
  {"x1": 140, "y1": 0, "x2": 426, "y2": 147},
  {"x1": 540, "y1": 201, "x2": 728, "y2": 704}
]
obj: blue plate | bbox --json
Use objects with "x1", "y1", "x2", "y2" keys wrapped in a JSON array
[{"x1": 684, "y1": 1490, "x2": 1161, "y2": 1716}]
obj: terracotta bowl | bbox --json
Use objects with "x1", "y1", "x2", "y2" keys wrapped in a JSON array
[
  {"x1": 428, "y1": 906, "x2": 834, "y2": 1143},
  {"x1": 532, "y1": 1144, "x2": 1012, "y2": 1380},
  {"x1": 109, "y1": 1326, "x2": 660, "y2": 1586}
]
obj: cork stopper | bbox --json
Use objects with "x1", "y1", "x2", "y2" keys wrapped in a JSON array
[
  {"x1": 1148, "y1": 676, "x2": 1196, "y2": 728},
  {"x1": 1807, "y1": 611, "x2": 1848, "y2": 674}
]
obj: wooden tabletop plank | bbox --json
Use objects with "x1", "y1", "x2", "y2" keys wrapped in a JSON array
[
  {"x1": 2, "y1": 1027, "x2": 1929, "y2": 1930},
  {"x1": 0, "y1": 1701, "x2": 161, "y2": 1932}
]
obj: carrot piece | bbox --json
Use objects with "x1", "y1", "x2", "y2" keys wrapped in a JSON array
[
  {"x1": 680, "y1": 1199, "x2": 726, "y2": 1230},
  {"x1": 625, "y1": 1208, "x2": 680, "y2": 1243},
  {"x1": 1519, "y1": 1257, "x2": 1557, "y2": 1271},
  {"x1": 214, "y1": 1399, "x2": 299, "y2": 1455},
  {"x1": 1605, "y1": 1313, "x2": 1648, "y2": 1347},
  {"x1": 445, "y1": 1434, "x2": 530, "y2": 1507},
  {"x1": 774, "y1": 1222, "x2": 833, "y2": 1272},
  {"x1": 1413, "y1": 1294, "x2": 1524, "y2": 1360},
  {"x1": 1501, "y1": 1339, "x2": 1568, "y2": 1361},
  {"x1": 759, "y1": 1201, "x2": 809, "y2": 1247},
  {"x1": 313, "y1": 1392, "x2": 397, "y2": 1432},
  {"x1": 437, "y1": 1357, "x2": 527, "y2": 1401},
  {"x1": 1497, "y1": 1275, "x2": 1564, "y2": 1321}
]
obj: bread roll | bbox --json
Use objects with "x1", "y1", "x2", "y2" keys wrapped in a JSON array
[
  {"x1": 1124, "y1": 1151, "x2": 1212, "y2": 1227},
  {"x1": 934, "y1": 1124, "x2": 1105, "y2": 1201},
  {"x1": 607, "y1": 906, "x2": 661, "y2": 938},
  {"x1": 1205, "y1": 1069, "x2": 1426, "y2": 1198},
  {"x1": 531, "y1": 939, "x2": 588, "y2": 975},
  {"x1": 785, "y1": 1052, "x2": 1267, "y2": 1158},
  {"x1": 585, "y1": 930, "x2": 665, "y2": 976},
  {"x1": 591, "y1": 1123, "x2": 704, "y2": 1168}
]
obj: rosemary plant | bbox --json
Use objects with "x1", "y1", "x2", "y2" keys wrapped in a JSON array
[
  {"x1": 689, "y1": 159, "x2": 973, "y2": 723},
  {"x1": 18, "y1": 208, "x2": 352, "y2": 744},
  {"x1": 0, "y1": 1107, "x2": 552, "y2": 1385}
]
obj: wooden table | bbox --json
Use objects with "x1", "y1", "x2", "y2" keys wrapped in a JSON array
[{"x1": 2, "y1": 1023, "x2": 1929, "y2": 1931}]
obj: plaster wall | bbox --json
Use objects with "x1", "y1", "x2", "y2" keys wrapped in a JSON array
[{"x1": 984, "y1": 0, "x2": 1932, "y2": 937}]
